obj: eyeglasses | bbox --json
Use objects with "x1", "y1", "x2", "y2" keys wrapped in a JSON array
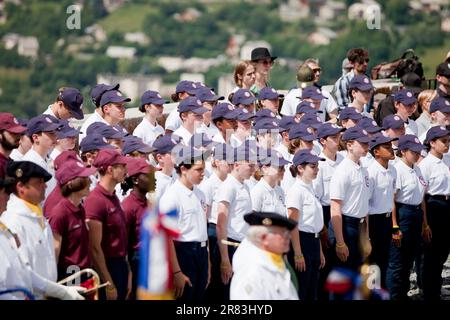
[
  {"x1": 313, "y1": 68, "x2": 321, "y2": 73},
  {"x1": 260, "y1": 59, "x2": 274, "y2": 66}
]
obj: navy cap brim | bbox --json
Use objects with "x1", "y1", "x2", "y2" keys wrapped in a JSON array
[
  {"x1": 136, "y1": 145, "x2": 154, "y2": 153},
  {"x1": 240, "y1": 97, "x2": 256, "y2": 105},
  {"x1": 369, "y1": 136, "x2": 397, "y2": 150},
  {"x1": 400, "y1": 97, "x2": 417, "y2": 105},
  {"x1": 192, "y1": 107, "x2": 209, "y2": 115},
  {"x1": 69, "y1": 107, "x2": 84, "y2": 120},
  {"x1": 223, "y1": 109, "x2": 240, "y2": 120},
  {"x1": 356, "y1": 136, "x2": 371, "y2": 143},
  {"x1": 237, "y1": 113, "x2": 255, "y2": 121},
  {"x1": 42, "y1": 123, "x2": 63, "y2": 132},
  {"x1": 57, "y1": 128, "x2": 79, "y2": 139}
]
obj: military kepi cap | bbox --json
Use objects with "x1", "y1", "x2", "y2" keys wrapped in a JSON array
[
  {"x1": 244, "y1": 211, "x2": 297, "y2": 231},
  {"x1": 7, "y1": 161, "x2": 52, "y2": 182}
]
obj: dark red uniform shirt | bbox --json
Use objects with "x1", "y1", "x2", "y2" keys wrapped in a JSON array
[
  {"x1": 48, "y1": 197, "x2": 91, "y2": 276},
  {"x1": 84, "y1": 184, "x2": 127, "y2": 258},
  {"x1": 43, "y1": 185, "x2": 63, "y2": 218},
  {"x1": 0, "y1": 152, "x2": 10, "y2": 179},
  {"x1": 122, "y1": 191, "x2": 147, "y2": 253}
]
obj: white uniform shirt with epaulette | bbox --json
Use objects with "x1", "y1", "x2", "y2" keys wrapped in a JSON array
[
  {"x1": 367, "y1": 160, "x2": 397, "y2": 214},
  {"x1": 418, "y1": 153, "x2": 450, "y2": 196},
  {"x1": 329, "y1": 157, "x2": 370, "y2": 218},
  {"x1": 0, "y1": 222, "x2": 33, "y2": 300},
  {"x1": 313, "y1": 152, "x2": 344, "y2": 206},
  {"x1": 230, "y1": 238, "x2": 298, "y2": 300},
  {"x1": 199, "y1": 172, "x2": 225, "y2": 224},
  {"x1": 23, "y1": 148, "x2": 57, "y2": 197},
  {"x1": 216, "y1": 174, "x2": 252, "y2": 242},
  {"x1": 1, "y1": 194, "x2": 57, "y2": 283},
  {"x1": 159, "y1": 179, "x2": 207, "y2": 242},
  {"x1": 394, "y1": 160, "x2": 426, "y2": 205},
  {"x1": 133, "y1": 118, "x2": 164, "y2": 146},
  {"x1": 251, "y1": 179, "x2": 287, "y2": 217},
  {"x1": 286, "y1": 179, "x2": 324, "y2": 233}
]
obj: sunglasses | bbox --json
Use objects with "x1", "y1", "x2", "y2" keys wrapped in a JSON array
[
  {"x1": 260, "y1": 59, "x2": 274, "y2": 66},
  {"x1": 313, "y1": 68, "x2": 321, "y2": 73}
]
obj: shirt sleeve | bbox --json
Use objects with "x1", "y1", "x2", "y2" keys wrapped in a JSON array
[
  {"x1": 47, "y1": 207, "x2": 66, "y2": 237},
  {"x1": 285, "y1": 187, "x2": 303, "y2": 210},
  {"x1": 199, "y1": 180, "x2": 213, "y2": 207},
  {"x1": 329, "y1": 170, "x2": 347, "y2": 201},
  {"x1": 84, "y1": 196, "x2": 105, "y2": 223},
  {"x1": 280, "y1": 90, "x2": 298, "y2": 116},
  {"x1": 250, "y1": 186, "x2": 262, "y2": 212},
  {"x1": 313, "y1": 165, "x2": 324, "y2": 203},
  {"x1": 159, "y1": 188, "x2": 178, "y2": 214},
  {"x1": 216, "y1": 181, "x2": 235, "y2": 205}
]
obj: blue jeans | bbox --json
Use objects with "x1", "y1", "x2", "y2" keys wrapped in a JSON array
[
  {"x1": 332, "y1": 215, "x2": 364, "y2": 272},
  {"x1": 386, "y1": 203, "x2": 423, "y2": 300},
  {"x1": 205, "y1": 223, "x2": 222, "y2": 302},
  {"x1": 368, "y1": 213, "x2": 392, "y2": 288}
]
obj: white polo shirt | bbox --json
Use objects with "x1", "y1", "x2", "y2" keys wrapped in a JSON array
[
  {"x1": 159, "y1": 179, "x2": 207, "y2": 242},
  {"x1": 79, "y1": 110, "x2": 108, "y2": 142},
  {"x1": 155, "y1": 170, "x2": 176, "y2": 200},
  {"x1": 367, "y1": 160, "x2": 397, "y2": 214},
  {"x1": 199, "y1": 172, "x2": 225, "y2": 224},
  {"x1": 313, "y1": 152, "x2": 344, "y2": 206},
  {"x1": 197, "y1": 122, "x2": 219, "y2": 139},
  {"x1": 212, "y1": 132, "x2": 227, "y2": 144},
  {"x1": 165, "y1": 108, "x2": 182, "y2": 132},
  {"x1": 405, "y1": 118, "x2": 419, "y2": 136},
  {"x1": 418, "y1": 153, "x2": 450, "y2": 196},
  {"x1": 10, "y1": 149, "x2": 26, "y2": 161},
  {"x1": 173, "y1": 125, "x2": 194, "y2": 146},
  {"x1": 251, "y1": 178, "x2": 286, "y2": 217},
  {"x1": 133, "y1": 118, "x2": 164, "y2": 146},
  {"x1": 394, "y1": 160, "x2": 426, "y2": 205},
  {"x1": 23, "y1": 148, "x2": 56, "y2": 198},
  {"x1": 329, "y1": 157, "x2": 370, "y2": 218},
  {"x1": 216, "y1": 174, "x2": 252, "y2": 242},
  {"x1": 286, "y1": 179, "x2": 324, "y2": 233},
  {"x1": 244, "y1": 176, "x2": 259, "y2": 191}
]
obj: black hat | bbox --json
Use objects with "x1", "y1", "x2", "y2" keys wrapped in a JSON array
[
  {"x1": 251, "y1": 47, "x2": 277, "y2": 62},
  {"x1": 244, "y1": 211, "x2": 297, "y2": 231},
  {"x1": 7, "y1": 161, "x2": 52, "y2": 182},
  {"x1": 436, "y1": 61, "x2": 450, "y2": 78}
]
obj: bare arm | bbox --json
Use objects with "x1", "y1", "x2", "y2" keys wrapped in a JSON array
[
  {"x1": 216, "y1": 201, "x2": 233, "y2": 284},
  {"x1": 288, "y1": 207, "x2": 306, "y2": 271}
]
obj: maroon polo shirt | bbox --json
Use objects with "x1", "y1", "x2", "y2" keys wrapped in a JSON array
[
  {"x1": 0, "y1": 152, "x2": 10, "y2": 179},
  {"x1": 122, "y1": 191, "x2": 147, "y2": 253},
  {"x1": 48, "y1": 197, "x2": 91, "y2": 274},
  {"x1": 84, "y1": 184, "x2": 127, "y2": 258},
  {"x1": 43, "y1": 185, "x2": 63, "y2": 218}
]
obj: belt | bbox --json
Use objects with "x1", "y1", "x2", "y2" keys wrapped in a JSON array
[
  {"x1": 396, "y1": 202, "x2": 421, "y2": 210},
  {"x1": 300, "y1": 231, "x2": 320, "y2": 239},
  {"x1": 174, "y1": 240, "x2": 207, "y2": 248},
  {"x1": 426, "y1": 194, "x2": 450, "y2": 201},
  {"x1": 369, "y1": 212, "x2": 391, "y2": 218},
  {"x1": 342, "y1": 215, "x2": 366, "y2": 225},
  {"x1": 207, "y1": 222, "x2": 216, "y2": 228}
]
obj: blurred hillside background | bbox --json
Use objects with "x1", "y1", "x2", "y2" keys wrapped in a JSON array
[{"x1": 0, "y1": 0, "x2": 449, "y2": 117}]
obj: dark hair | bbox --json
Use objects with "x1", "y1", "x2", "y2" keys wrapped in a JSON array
[
  {"x1": 347, "y1": 48, "x2": 369, "y2": 64},
  {"x1": 121, "y1": 176, "x2": 134, "y2": 195},
  {"x1": 289, "y1": 163, "x2": 307, "y2": 178},
  {"x1": 234, "y1": 60, "x2": 254, "y2": 87},
  {"x1": 288, "y1": 138, "x2": 301, "y2": 155},
  {"x1": 60, "y1": 177, "x2": 90, "y2": 197},
  {"x1": 174, "y1": 156, "x2": 205, "y2": 175},
  {"x1": 396, "y1": 149, "x2": 403, "y2": 158},
  {"x1": 228, "y1": 92, "x2": 235, "y2": 103},
  {"x1": 171, "y1": 93, "x2": 182, "y2": 102}
]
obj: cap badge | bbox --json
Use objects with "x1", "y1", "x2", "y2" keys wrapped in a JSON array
[
  {"x1": 440, "y1": 126, "x2": 446, "y2": 130},
  {"x1": 406, "y1": 92, "x2": 413, "y2": 98},
  {"x1": 102, "y1": 137, "x2": 108, "y2": 143},
  {"x1": 394, "y1": 115, "x2": 400, "y2": 121},
  {"x1": 372, "y1": 121, "x2": 377, "y2": 126},
  {"x1": 414, "y1": 138, "x2": 420, "y2": 143},
  {"x1": 445, "y1": 100, "x2": 450, "y2": 106},
  {"x1": 117, "y1": 92, "x2": 122, "y2": 96},
  {"x1": 171, "y1": 138, "x2": 178, "y2": 145},
  {"x1": 316, "y1": 89, "x2": 321, "y2": 94},
  {"x1": 244, "y1": 92, "x2": 250, "y2": 97},
  {"x1": 192, "y1": 83, "x2": 197, "y2": 88},
  {"x1": 271, "y1": 88, "x2": 276, "y2": 93},
  {"x1": 13, "y1": 118, "x2": 19, "y2": 124},
  {"x1": 15, "y1": 168, "x2": 23, "y2": 178},
  {"x1": 227, "y1": 105, "x2": 234, "y2": 110},
  {"x1": 307, "y1": 127, "x2": 313, "y2": 134},
  {"x1": 270, "y1": 112, "x2": 275, "y2": 117},
  {"x1": 45, "y1": 117, "x2": 52, "y2": 123},
  {"x1": 363, "y1": 78, "x2": 369, "y2": 83},
  {"x1": 262, "y1": 218, "x2": 272, "y2": 226},
  {"x1": 243, "y1": 109, "x2": 248, "y2": 113},
  {"x1": 362, "y1": 129, "x2": 368, "y2": 135},
  {"x1": 196, "y1": 99, "x2": 201, "y2": 105},
  {"x1": 272, "y1": 121, "x2": 277, "y2": 126},
  {"x1": 382, "y1": 131, "x2": 389, "y2": 137},
  {"x1": 157, "y1": 94, "x2": 162, "y2": 98}
]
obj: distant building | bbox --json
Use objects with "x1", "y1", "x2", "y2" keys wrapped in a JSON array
[
  {"x1": 106, "y1": 46, "x2": 136, "y2": 59},
  {"x1": 180, "y1": 73, "x2": 205, "y2": 84},
  {"x1": 308, "y1": 27, "x2": 337, "y2": 46},
  {"x1": 348, "y1": 0, "x2": 381, "y2": 21},
  {"x1": 85, "y1": 24, "x2": 107, "y2": 42},
  {"x1": 157, "y1": 56, "x2": 184, "y2": 73},
  {"x1": 409, "y1": 0, "x2": 448, "y2": 13},
  {"x1": 442, "y1": 17, "x2": 450, "y2": 33},
  {"x1": 279, "y1": 0, "x2": 310, "y2": 22},
  {"x1": 103, "y1": 0, "x2": 128, "y2": 13},
  {"x1": 319, "y1": 0, "x2": 346, "y2": 21},
  {"x1": 124, "y1": 32, "x2": 150, "y2": 45},
  {"x1": 173, "y1": 7, "x2": 202, "y2": 22},
  {"x1": 240, "y1": 40, "x2": 272, "y2": 61},
  {"x1": 97, "y1": 74, "x2": 162, "y2": 101},
  {"x1": 218, "y1": 74, "x2": 235, "y2": 98},
  {"x1": 17, "y1": 36, "x2": 39, "y2": 59},
  {"x1": 2, "y1": 33, "x2": 20, "y2": 50}
]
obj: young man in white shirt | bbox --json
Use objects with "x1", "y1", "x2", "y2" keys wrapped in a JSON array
[
  {"x1": 43, "y1": 87, "x2": 84, "y2": 121},
  {"x1": 173, "y1": 97, "x2": 208, "y2": 145},
  {"x1": 133, "y1": 90, "x2": 167, "y2": 146},
  {"x1": 393, "y1": 89, "x2": 419, "y2": 136}
]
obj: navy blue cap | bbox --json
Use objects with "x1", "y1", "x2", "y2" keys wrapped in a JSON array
[
  {"x1": 356, "y1": 117, "x2": 382, "y2": 134},
  {"x1": 100, "y1": 90, "x2": 131, "y2": 107},
  {"x1": 257, "y1": 148, "x2": 290, "y2": 167},
  {"x1": 122, "y1": 135, "x2": 154, "y2": 155},
  {"x1": 299, "y1": 113, "x2": 322, "y2": 129},
  {"x1": 424, "y1": 125, "x2": 449, "y2": 144},
  {"x1": 296, "y1": 100, "x2": 323, "y2": 114},
  {"x1": 278, "y1": 116, "x2": 297, "y2": 132},
  {"x1": 317, "y1": 123, "x2": 344, "y2": 139},
  {"x1": 86, "y1": 122, "x2": 127, "y2": 140},
  {"x1": 259, "y1": 87, "x2": 284, "y2": 100},
  {"x1": 152, "y1": 134, "x2": 181, "y2": 154},
  {"x1": 394, "y1": 89, "x2": 417, "y2": 105},
  {"x1": 189, "y1": 133, "x2": 218, "y2": 149},
  {"x1": 140, "y1": 90, "x2": 168, "y2": 107},
  {"x1": 369, "y1": 132, "x2": 397, "y2": 150},
  {"x1": 339, "y1": 107, "x2": 363, "y2": 121},
  {"x1": 91, "y1": 83, "x2": 119, "y2": 106},
  {"x1": 59, "y1": 87, "x2": 84, "y2": 120},
  {"x1": 211, "y1": 102, "x2": 239, "y2": 121},
  {"x1": 349, "y1": 75, "x2": 374, "y2": 91},
  {"x1": 288, "y1": 124, "x2": 317, "y2": 141},
  {"x1": 300, "y1": 86, "x2": 325, "y2": 100},
  {"x1": 244, "y1": 211, "x2": 297, "y2": 231},
  {"x1": 382, "y1": 114, "x2": 405, "y2": 130},
  {"x1": 398, "y1": 134, "x2": 425, "y2": 153},
  {"x1": 236, "y1": 108, "x2": 255, "y2": 121},
  {"x1": 233, "y1": 139, "x2": 258, "y2": 162},
  {"x1": 27, "y1": 115, "x2": 62, "y2": 136},
  {"x1": 254, "y1": 109, "x2": 277, "y2": 121},
  {"x1": 292, "y1": 149, "x2": 325, "y2": 166},
  {"x1": 175, "y1": 80, "x2": 198, "y2": 95},
  {"x1": 17, "y1": 118, "x2": 28, "y2": 128},
  {"x1": 253, "y1": 118, "x2": 280, "y2": 133},
  {"x1": 341, "y1": 126, "x2": 371, "y2": 143},
  {"x1": 56, "y1": 120, "x2": 79, "y2": 139},
  {"x1": 178, "y1": 96, "x2": 208, "y2": 114},
  {"x1": 232, "y1": 89, "x2": 256, "y2": 105},
  {"x1": 213, "y1": 143, "x2": 234, "y2": 163},
  {"x1": 196, "y1": 87, "x2": 224, "y2": 102},
  {"x1": 173, "y1": 146, "x2": 209, "y2": 166},
  {"x1": 7, "y1": 160, "x2": 52, "y2": 182},
  {"x1": 79, "y1": 134, "x2": 114, "y2": 153},
  {"x1": 429, "y1": 97, "x2": 450, "y2": 114}
]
